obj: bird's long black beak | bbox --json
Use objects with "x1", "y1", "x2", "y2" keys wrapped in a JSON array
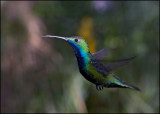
[{"x1": 42, "y1": 35, "x2": 68, "y2": 41}]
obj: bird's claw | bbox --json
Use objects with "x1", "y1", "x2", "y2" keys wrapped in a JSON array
[{"x1": 96, "y1": 85, "x2": 103, "y2": 91}]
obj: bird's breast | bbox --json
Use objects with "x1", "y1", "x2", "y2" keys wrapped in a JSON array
[
  {"x1": 76, "y1": 56, "x2": 108, "y2": 85},
  {"x1": 76, "y1": 56, "x2": 97, "y2": 83}
]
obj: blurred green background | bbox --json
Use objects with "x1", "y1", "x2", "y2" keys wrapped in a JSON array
[{"x1": 1, "y1": 1, "x2": 159, "y2": 113}]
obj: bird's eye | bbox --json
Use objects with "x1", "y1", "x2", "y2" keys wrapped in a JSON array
[{"x1": 74, "y1": 39, "x2": 79, "y2": 43}]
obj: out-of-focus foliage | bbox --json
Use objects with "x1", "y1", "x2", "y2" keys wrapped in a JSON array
[
  {"x1": 78, "y1": 16, "x2": 96, "y2": 53},
  {"x1": 1, "y1": 1, "x2": 159, "y2": 113}
]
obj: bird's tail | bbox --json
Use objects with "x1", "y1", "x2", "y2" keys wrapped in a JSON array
[
  {"x1": 106, "y1": 73, "x2": 141, "y2": 91},
  {"x1": 113, "y1": 74, "x2": 141, "y2": 91}
]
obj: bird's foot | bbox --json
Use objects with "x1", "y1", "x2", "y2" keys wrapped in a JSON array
[{"x1": 96, "y1": 85, "x2": 104, "y2": 91}]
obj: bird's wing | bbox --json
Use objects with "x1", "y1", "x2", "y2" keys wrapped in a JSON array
[
  {"x1": 103, "y1": 56, "x2": 136, "y2": 72},
  {"x1": 92, "y1": 48, "x2": 108, "y2": 60}
]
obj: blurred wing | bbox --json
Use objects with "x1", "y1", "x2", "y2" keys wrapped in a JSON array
[
  {"x1": 92, "y1": 48, "x2": 108, "y2": 60},
  {"x1": 103, "y1": 56, "x2": 136, "y2": 71}
]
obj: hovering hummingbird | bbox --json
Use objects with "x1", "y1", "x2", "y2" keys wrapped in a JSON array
[{"x1": 43, "y1": 35, "x2": 140, "y2": 91}]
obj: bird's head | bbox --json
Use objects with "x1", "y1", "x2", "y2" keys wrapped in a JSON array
[{"x1": 42, "y1": 35, "x2": 90, "y2": 57}]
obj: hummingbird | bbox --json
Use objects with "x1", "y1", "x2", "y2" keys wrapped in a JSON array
[{"x1": 43, "y1": 35, "x2": 140, "y2": 91}]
